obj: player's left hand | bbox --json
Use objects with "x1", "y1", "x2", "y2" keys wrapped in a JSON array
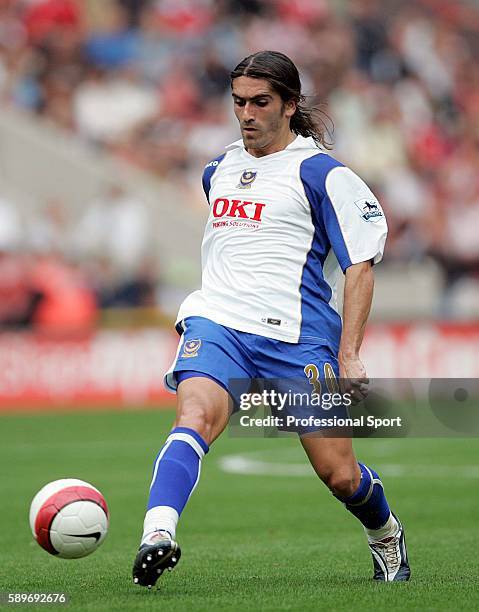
[{"x1": 338, "y1": 355, "x2": 369, "y2": 404}]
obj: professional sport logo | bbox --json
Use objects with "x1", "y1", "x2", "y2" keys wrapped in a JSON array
[
  {"x1": 181, "y1": 339, "x2": 201, "y2": 358},
  {"x1": 237, "y1": 169, "x2": 257, "y2": 189},
  {"x1": 355, "y1": 198, "x2": 384, "y2": 223}
]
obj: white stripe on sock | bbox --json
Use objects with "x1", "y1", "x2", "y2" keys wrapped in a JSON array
[
  {"x1": 187, "y1": 458, "x2": 202, "y2": 503},
  {"x1": 167, "y1": 432, "x2": 206, "y2": 459},
  {"x1": 149, "y1": 439, "x2": 173, "y2": 490},
  {"x1": 347, "y1": 465, "x2": 376, "y2": 507}
]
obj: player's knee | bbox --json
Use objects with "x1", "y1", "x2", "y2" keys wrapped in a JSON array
[{"x1": 323, "y1": 467, "x2": 359, "y2": 498}]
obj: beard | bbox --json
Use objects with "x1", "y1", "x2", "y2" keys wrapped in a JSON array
[{"x1": 242, "y1": 115, "x2": 285, "y2": 150}]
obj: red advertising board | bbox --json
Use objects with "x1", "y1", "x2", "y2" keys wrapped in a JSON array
[
  {"x1": 0, "y1": 323, "x2": 477, "y2": 411},
  {"x1": 0, "y1": 330, "x2": 177, "y2": 410},
  {"x1": 363, "y1": 323, "x2": 479, "y2": 378}
]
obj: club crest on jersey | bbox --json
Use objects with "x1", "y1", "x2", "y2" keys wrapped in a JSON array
[
  {"x1": 237, "y1": 169, "x2": 257, "y2": 189},
  {"x1": 355, "y1": 198, "x2": 383, "y2": 223},
  {"x1": 181, "y1": 339, "x2": 201, "y2": 358}
]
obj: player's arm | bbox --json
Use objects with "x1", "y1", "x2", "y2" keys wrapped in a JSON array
[
  {"x1": 312, "y1": 165, "x2": 387, "y2": 398},
  {"x1": 339, "y1": 260, "x2": 374, "y2": 396},
  {"x1": 301, "y1": 159, "x2": 387, "y2": 396}
]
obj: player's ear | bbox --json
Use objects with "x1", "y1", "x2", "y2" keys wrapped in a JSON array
[{"x1": 283, "y1": 99, "x2": 296, "y2": 119}]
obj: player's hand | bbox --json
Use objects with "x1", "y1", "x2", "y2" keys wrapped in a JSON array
[{"x1": 338, "y1": 354, "x2": 369, "y2": 404}]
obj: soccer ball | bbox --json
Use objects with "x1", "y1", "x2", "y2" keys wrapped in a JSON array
[{"x1": 29, "y1": 478, "x2": 109, "y2": 559}]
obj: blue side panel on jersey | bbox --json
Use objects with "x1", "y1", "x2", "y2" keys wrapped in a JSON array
[
  {"x1": 299, "y1": 153, "x2": 347, "y2": 351},
  {"x1": 202, "y1": 153, "x2": 226, "y2": 203},
  {"x1": 301, "y1": 153, "x2": 352, "y2": 272},
  {"x1": 320, "y1": 198, "x2": 352, "y2": 271}
]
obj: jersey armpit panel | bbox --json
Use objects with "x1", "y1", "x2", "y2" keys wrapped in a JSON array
[{"x1": 202, "y1": 153, "x2": 226, "y2": 204}]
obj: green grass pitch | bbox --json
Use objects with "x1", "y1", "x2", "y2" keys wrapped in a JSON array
[{"x1": 0, "y1": 409, "x2": 477, "y2": 611}]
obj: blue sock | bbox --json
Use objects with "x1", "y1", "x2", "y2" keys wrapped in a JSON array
[
  {"x1": 336, "y1": 463, "x2": 390, "y2": 530},
  {"x1": 147, "y1": 426, "x2": 209, "y2": 518}
]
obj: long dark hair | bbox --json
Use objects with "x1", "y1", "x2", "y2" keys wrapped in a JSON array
[{"x1": 230, "y1": 50, "x2": 333, "y2": 150}]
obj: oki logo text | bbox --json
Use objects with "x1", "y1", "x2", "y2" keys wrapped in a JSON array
[{"x1": 212, "y1": 198, "x2": 266, "y2": 227}]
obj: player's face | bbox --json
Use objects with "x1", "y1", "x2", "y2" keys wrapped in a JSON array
[{"x1": 232, "y1": 76, "x2": 296, "y2": 156}]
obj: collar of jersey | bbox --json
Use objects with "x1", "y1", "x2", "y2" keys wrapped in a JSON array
[{"x1": 225, "y1": 134, "x2": 318, "y2": 158}]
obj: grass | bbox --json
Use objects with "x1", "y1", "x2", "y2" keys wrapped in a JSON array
[{"x1": 0, "y1": 409, "x2": 477, "y2": 610}]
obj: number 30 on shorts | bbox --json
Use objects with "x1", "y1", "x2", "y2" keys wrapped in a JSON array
[{"x1": 304, "y1": 362, "x2": 339, "y2": 394}]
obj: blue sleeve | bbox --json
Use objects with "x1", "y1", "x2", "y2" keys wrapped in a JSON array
[
  {"x1": 202, "y1": 153, "x2": 226, "y2": 204},
  {"x1": 300, "y1": 154, "x2": 352, "y2": 272}
]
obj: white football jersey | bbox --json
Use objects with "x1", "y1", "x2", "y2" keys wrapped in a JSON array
[{"x1": 177, "y1": 135, "x2": 387, "y2": 349}]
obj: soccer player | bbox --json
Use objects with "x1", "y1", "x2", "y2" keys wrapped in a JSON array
[{"x1": 132, "y1": 50, "x2": 410, "y2": 587}]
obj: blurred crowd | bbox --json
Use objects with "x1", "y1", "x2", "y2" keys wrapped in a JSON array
[
  {"x1": 0, "y1": 185, "x2": 157, "y2": 331},
  {"x1": 0, "y1": 0, "x2": 478, "y2": 328}
]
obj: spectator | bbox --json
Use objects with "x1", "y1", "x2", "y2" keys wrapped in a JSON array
[
  {"x1": 84, "y1": 3, "x2": 139, "y2": 69},
  {"x1": 0, "y1": 252, "x2": 39, "y2": 328},
  {"x1": 0, "y1": 195, "x2": 23, "y2": 251},
  {"x1": 73, "y1": 66, "x2": 158, "y2": 143},
  {"x1": 22, "y1": 0, "x2": 81, "y2": 44},
  {"x1": 30, "y1": 252, "x2": 98, "y2": 333},
  {"x1": 74, "y1": 184, "x2": 151, "y2": 275}
]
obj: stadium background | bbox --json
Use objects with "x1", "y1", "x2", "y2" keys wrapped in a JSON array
[{"x1": 0, "y1": 1, "x2": 478, "y2": 610}]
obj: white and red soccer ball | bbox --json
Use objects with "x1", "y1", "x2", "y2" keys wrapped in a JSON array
[{"x1": 29, "y1": 479, "x2": 109, "y2": 559}]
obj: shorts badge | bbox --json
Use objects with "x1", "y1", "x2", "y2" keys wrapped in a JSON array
[
  {"x1": 237, "y1": 169, "x2": 257, "y2": 189},
  {"x1": 181, "y1": 339, "x2": 201, "y2": 358}
]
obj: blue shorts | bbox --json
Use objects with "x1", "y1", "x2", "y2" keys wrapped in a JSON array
[{"x1": 164, "y1": 317, "x2": 342, "y2": 423}]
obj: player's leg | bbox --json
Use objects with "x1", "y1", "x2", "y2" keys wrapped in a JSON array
[
  {"x1": 300, "y1": 434, "x2": 410, "y2": 581},
  {"x1": 133, "y1": 376, "x2": 230, "y2": 588},
  {"x1": 133, "y1": 317, "x2": 252, "y2": 587},
  {"x1": 300, "y1": 435, "x2": 386, "y2": 523},
  {"x1": 255, "y1": 337, "x2": 410, "y2": 582},
  {"x1": 142, "y1": 375, "x2": 230, "y2": 543}
]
